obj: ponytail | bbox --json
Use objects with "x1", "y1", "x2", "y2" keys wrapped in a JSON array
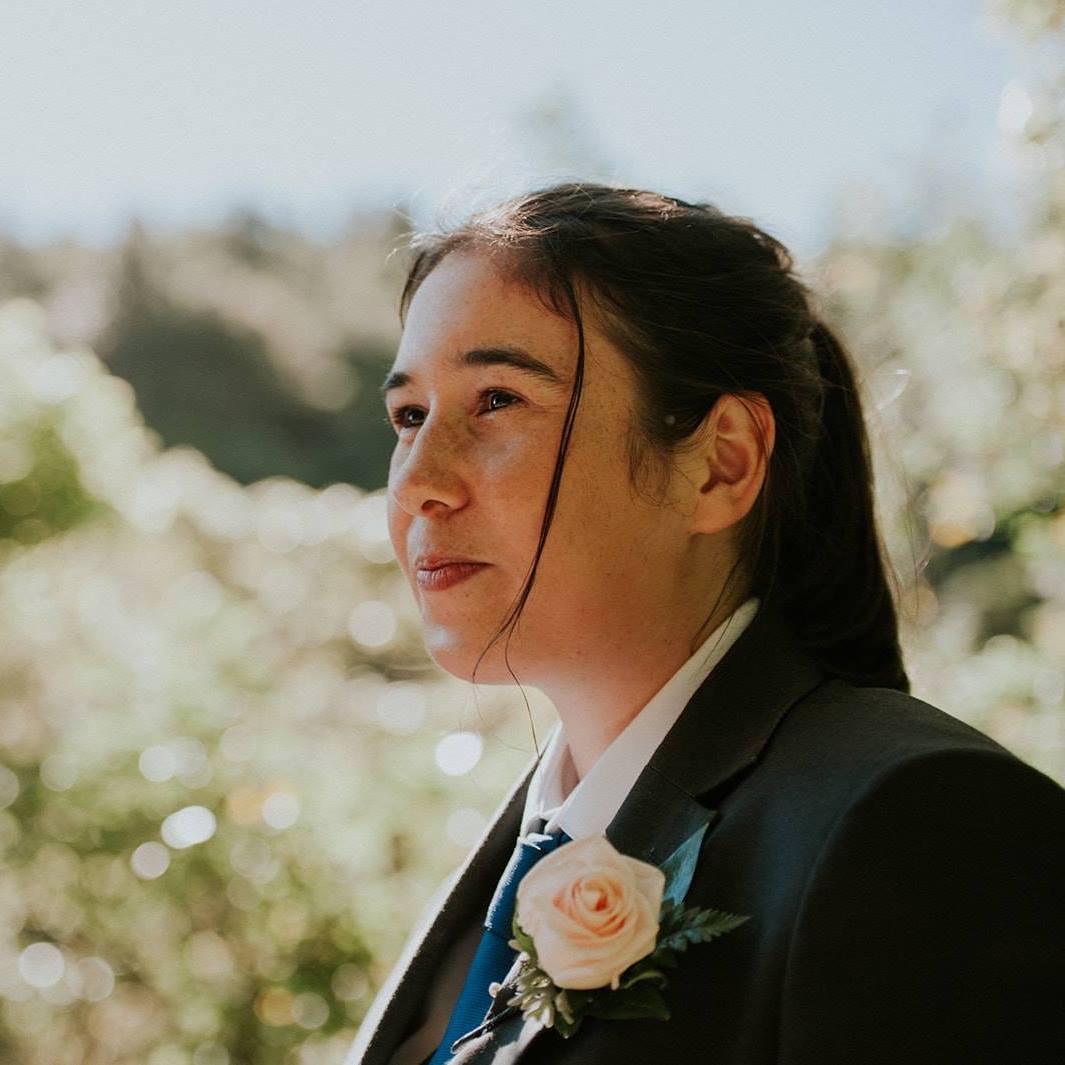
[{"x1": 764, "y1": 320, "x2": 909, "y2": 692}]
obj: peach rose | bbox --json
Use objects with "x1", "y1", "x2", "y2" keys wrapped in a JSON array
[{"x1": 514, "y1": 835, "x2": 665, "y2": 991}]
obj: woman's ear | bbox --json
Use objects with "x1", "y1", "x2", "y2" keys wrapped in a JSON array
[{"x1": 686, "y1": 392, "x2": 775, "y2": 536}]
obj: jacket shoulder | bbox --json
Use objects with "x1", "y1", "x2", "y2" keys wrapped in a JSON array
[
  {"x1": 777, "y1": 715, "x2": 1065, "y2": 1064},
  {"x1": 729, "y1": 677, "x2": 1063, "y2": 866},
  {"x1": 768, "y1": 676, "x2": 1031, "y2": 790}
]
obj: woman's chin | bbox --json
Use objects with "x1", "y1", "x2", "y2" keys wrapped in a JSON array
[{"x1": 423, "y1": 629, "x2": 529, "y2": 685}]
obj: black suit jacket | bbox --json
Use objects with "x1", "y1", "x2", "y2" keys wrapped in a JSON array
[{"x1": 348, "y1": 602, "x2": 1065, "y2": 1064}]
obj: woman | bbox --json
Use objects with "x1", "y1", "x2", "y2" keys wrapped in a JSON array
[{"x1": 347, "y1": 183, "x2": 1065, "y2": 1065}]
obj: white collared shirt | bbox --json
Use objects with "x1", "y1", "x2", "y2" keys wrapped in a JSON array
[{"x1": 520, "y1": 595, "x2": 760, "y2": 840}]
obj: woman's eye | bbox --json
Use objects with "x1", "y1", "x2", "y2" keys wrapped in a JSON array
[
  {"x1": 389, "y1": 405, "x2": 424, "y2": 430},
  {"x1": 387, "y1": 390, "x2": 519, "y2": 432},
  {"x1": 480, "y1": 389, "x2": 519, "y2": 414}
]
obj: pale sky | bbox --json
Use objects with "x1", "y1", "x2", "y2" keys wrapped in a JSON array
[{"x1": 0, "y1": 0, "x2": 1033, "y2": 259}]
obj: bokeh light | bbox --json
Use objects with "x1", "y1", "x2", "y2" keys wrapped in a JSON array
[
  {"x1": 18, "y1": 943, "x2": 65, "y2": 989},
  {"x1": 161, "y1": 806, "x2": 217, "y2": 849},
  {"x1": 347, "y1": 599, "x2": 398, "y2": 648},
  {"x1": 261, "y1": 791, "x2": 300, "y2": 830},
  {"x1": 434, "y1": 731, "x2": 484, "y2": 777},
  {"x1": 131, "y1": 841, "x2": 172, "y2": 880}
]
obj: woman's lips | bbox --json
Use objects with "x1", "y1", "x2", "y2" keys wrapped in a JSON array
[{"x1": 415, "y1": 562, "x2": 490, "y2": 592}]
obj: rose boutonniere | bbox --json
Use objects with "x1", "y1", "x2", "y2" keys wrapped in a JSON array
[{"x1": 500, "y1": 831, "x2": 748, "y2": 1038}]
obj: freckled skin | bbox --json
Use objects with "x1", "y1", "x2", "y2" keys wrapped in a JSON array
[{"x1": 385, "y1": 251, "x2": 771, "y2": 777}]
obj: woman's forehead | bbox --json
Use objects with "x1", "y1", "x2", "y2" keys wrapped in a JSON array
[
  {"x1": 406, "y1": 253, "x2": 558, "y2": 331},
  {"x1": 394, "y1": 251, "x2": 634, "y2": 400},
  {"x1": 397, "y1": 256, "x2": 575, "y2": 363}
]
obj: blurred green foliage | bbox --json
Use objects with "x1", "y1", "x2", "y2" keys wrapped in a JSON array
[
  {"x1": 0, "y1": 3, "x2": 1063, "y2": 1063},
  {"x1": 1, "y1": 211, "x2": 404, "y2": 494},
  {"x1": 0, "y1": 299, "x2": 551, "y2": 1064}
]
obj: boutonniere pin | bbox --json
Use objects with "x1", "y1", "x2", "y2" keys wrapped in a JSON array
[{"x1": 500, "y1": 830, "x2": 749, "y2": 1038}]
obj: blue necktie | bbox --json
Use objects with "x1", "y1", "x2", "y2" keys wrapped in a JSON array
[{"x1": 427, "y1": 819, "x2": 572, "y2": 1064}]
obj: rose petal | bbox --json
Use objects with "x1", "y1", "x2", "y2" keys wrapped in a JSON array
[{"x1": 514, "y1": 834, "x2": 665, "y2": 990}]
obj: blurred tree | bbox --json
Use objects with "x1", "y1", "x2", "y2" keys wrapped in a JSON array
[
  {"x1": 312, "y1": 340, "x2": 398, "y2": 492},
  {"x1": 0, "y1": 210, "x2": 406, "y2": 493},
  {"x1": 0, "y1": 238, "x2": 48, "y2": 303},
  {"x1": 223, "y1": 208, "x2": 290, "y2": 272},
  {"x1": 96, "y1": 224, "x2": 368, "y2": 488}
]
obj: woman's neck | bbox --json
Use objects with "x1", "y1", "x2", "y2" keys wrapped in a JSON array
[{"x1": 541, "y1": 594, "x2": 747, "y2": 781}]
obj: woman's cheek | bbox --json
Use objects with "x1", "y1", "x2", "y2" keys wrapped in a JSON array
[{"x1": 486, "y1": 440, "x2": 558, "y2": 506}]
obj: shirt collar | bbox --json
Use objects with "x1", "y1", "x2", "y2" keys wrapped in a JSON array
[{"x1": 520, "y1": 596, "x2": 761, "y2": 839}]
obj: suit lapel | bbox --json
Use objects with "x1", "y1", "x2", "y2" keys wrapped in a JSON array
[
  {"x1": 450, "y1": 601, "x2": 826, "y2": 1062},
  {"x1": 637, "y1": 598, "x2": 825, "y2": 812},
  {"x1": 347, "y1": 754, "x2": 539, "y2": 1065}
]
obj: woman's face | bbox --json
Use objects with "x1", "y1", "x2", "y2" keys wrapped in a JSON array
[{"x1": 384, "y1": 251, "x2": 698, "y2": 686}]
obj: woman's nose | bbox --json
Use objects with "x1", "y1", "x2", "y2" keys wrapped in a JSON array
[{"x1": 388, "y1": 419, "x2": 471, "y2": 516}]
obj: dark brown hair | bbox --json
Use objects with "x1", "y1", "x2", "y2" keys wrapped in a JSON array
[{"x1": 397, "y1": 182, "x2": 909, "y2": 692}]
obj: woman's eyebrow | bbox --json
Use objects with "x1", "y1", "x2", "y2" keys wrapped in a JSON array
[{"x1": 380, "y1": 346, "x2": 567, "y2": 396}]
